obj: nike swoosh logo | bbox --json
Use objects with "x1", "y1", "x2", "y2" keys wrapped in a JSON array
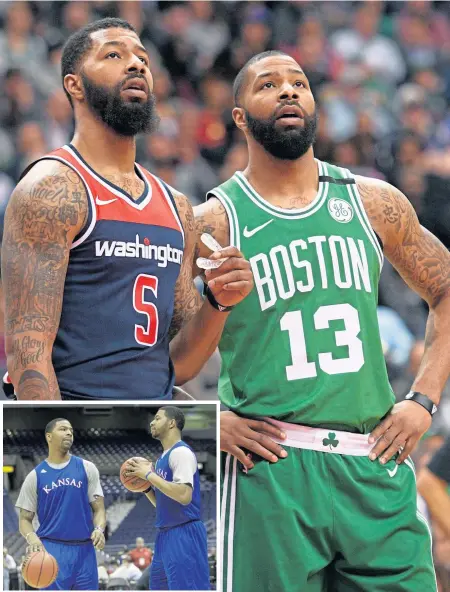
[
  {"x1": 387, "y1": 464, "x2": 398, "y2": 478},
  {"x1": 96, "y1": 196, "x2": 118, "y2": 206},
  {"x1": 243, "y1": 219, "x2": 274, "y2": 238}
]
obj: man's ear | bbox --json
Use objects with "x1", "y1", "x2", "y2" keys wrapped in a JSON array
[{"x1": 233, "y1": 107, "x2": 247, "y2": 132}]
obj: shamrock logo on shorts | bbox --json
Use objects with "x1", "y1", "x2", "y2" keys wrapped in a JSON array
[{"x1": 322, "y1": 432, "x2": 339, "y2": 450}]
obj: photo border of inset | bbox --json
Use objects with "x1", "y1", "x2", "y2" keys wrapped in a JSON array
[{"x1": 2, "y1": 398, "x2": 220, "y2": 591}]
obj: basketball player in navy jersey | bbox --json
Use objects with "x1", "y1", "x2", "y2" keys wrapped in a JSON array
[
  {"x1": 126, "y1": 407, "x2": 210, "y2": 591},
  {"x1": 2, "y1": 17, "x2": 253, "y2": 401},
  {"x1": 16, "y1": 418, "x2": 106, "y2": 590}
]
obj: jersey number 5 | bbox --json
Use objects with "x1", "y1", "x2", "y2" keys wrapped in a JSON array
[
  {"x1": 280, "y1": 303, "x2": 364, "y2": 380},
  {"x1": 133, "y1": 274, "x2": 159, "y2": 347}
]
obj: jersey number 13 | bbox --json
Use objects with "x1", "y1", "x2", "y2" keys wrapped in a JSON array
[{"x1": 280, "y1": 303, "x2": 364, "y2": 380}]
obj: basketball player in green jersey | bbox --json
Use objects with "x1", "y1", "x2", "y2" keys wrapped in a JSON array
[{"x1": 194, "y1": 51, "x2": 450, "y2": 591}]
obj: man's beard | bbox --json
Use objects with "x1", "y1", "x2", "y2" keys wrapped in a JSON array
[
  {"x1": 81, "y1": 71, "x2": 159, "y2": 137},
  {"x1": 245, "y1": 106, "x2": 317, "y2": 160}
]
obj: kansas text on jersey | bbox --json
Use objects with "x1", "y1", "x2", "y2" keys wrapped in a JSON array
[{"x1": 36, "y1": 456, "x2": 93, "y2": 542}]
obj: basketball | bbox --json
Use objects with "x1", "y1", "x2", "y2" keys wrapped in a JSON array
[
  {"x1": 22, "y1": 550, "x2": 58, "y2": 589},
  {"x1": 120, "y1": 457, "x2": 151, "y2": 492}
]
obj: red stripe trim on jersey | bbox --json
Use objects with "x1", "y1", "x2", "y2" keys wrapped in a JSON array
[
  {"x1": 62, "y1": 145, "x2": 153, "y2": 210},
  {"x1": 46, "y1": 147, "x2": 183, "y2": 233},
  {"x1": 95, "y1": 197, "x2": 181, "y2": 230}
]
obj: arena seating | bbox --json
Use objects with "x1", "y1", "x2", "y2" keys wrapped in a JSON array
[
  {"x1": 3, "y1": 429, "x2": 214, "y2": 469},
  {"x1": 3, "y1": 488, "x2": 19, "y2": 533}
]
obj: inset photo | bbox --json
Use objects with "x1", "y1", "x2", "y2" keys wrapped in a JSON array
[{"x1": 3, "y1": 403, "x2": 217, "y2": 591}]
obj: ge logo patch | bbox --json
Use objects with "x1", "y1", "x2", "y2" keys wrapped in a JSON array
[{"x1": 328, "y1": 198, "x2": 353, "y2": 223}]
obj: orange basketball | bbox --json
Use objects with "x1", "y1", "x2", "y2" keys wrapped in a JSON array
[
  {"x1": 22, "y1": 549, "x2": 58, "y2": 589},
  {"x1": 120, "y1": 457, "x2": 151, "y2": 492}
]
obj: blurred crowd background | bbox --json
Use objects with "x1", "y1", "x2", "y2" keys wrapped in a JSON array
[{"x1": 0, "y1": 0, "x2": 450, "y2": 585}]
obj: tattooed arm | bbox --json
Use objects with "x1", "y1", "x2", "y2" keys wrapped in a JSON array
[
  {"x1": 358, "y1": 176, "x2": 450, "y2": 402},
  {"x1": 18, "y1": 509, "x2": 43, "y2": 553},
  {"x1": 169, "y1": 192, "x2": 252, "y2": 385},
  {"x1": 192, "y1": 198, "x2": 230, "y2": 278},
  {"x1": 357, "y1": 176, "x2": 450, "y2": 464},
  {"x1": 2, "y1": 161, "x2": 88, "y2": 400}
]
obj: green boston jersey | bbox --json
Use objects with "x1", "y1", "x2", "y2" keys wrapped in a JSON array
[{"x1": 209, "y1": 160, "x2": 395, "y2": 433}]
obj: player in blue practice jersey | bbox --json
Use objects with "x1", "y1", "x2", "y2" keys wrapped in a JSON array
[
  {"x1": 16, "y1": 418, "x2": 106, "y2": 590},
  {"x1": 127, "y1": 407, "x2": 210, "y2": 591}
]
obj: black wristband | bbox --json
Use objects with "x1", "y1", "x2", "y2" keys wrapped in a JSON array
[
  {"x1": 405, "y1": 391, "x2": 438, "y2": 416},
  {"x1": 143, "y1": 485, "x2": 153, "y2": 494},
  {"x1": 203, "y1": 283, "x2": 234, "y2": 312}
]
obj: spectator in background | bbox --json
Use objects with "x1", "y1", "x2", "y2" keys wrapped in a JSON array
[
  {"x1": 197, "y1": 73, "x2": 234, "y2": 166},
  {"x1": 129, "y1": 537, "x2": 152, "y2": 571},
  {"x1": 110, "y1": 554, "x2": 142, "y2": 583},
  {"x1": 214, "y1": 4, "x2": 272, "y2": 81},
  {"x1": 61, "y1": 1, "x2": 93, "y2": 37},
  {"x1": 44, "y1": 90, "x2": 74, "y2": 151},
  {"x1": 185, "y1": 1, "x2": 230, "y2": 77},
  {"x1": 417, "y1": 436, "x2": 450, "y2": 538},
  {"x1": 158, "y1": 4, "x2": 196, "y2": 96},
  {"x1": 218, "y1": 142, "x2": 248, "y2": 184},
  {"x1": 282, "y1": 17, "x2": 331, "y2": 93},
  {"x1": 3, "y1": 547, "x2": 16, "y2": 591},
  {"x1": 97, "y1": 559, "x2": 109, "y2": 589},
  {"x1": 417, "y1": 437, "x2": 450, "y2": 589},
  {"x1": 14, "y1": 121, "x2": 48, "y2": 180},
  {"x1": 330, "y1": 2, "x2": 406, "y2": 86},
  {"x1": 142, "y1": 132, "x2": 179, "y2": 187},
  {"x1": 0, "y1": 69, "x2": 39, "y2": 132}
]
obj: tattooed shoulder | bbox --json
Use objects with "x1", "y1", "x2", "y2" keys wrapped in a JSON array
[
  {"x1": 3, "y1": 160, "x2": 88, "y2": 337},
  {"x1": 172, "y1": 190, "x2": 196, "y2": 235},
  {"x1": 194, "y1": 198, "x2": 230, "y2": 260},
  {"x1": 356, "y1": 176, "x2": 407, "y2": 238},
  {"x1": 19, "y1": 508, "x2": 35, "y2": 520},
  {"x1": 5, "y1": 159, "x2": 88, "y2": 242},
  {"x1": 356, "y1": 175, "x2": 450, "y2": 305}
]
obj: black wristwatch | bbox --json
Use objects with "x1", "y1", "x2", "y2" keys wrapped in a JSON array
[
  {"x1": 405, "y1": 391, "x2": 438, "y2": 417},
  {"x1": 203, "y1": 283, "x2": 234, "y2": 313}
]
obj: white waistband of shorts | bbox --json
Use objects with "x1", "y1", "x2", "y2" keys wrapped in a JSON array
[{"x1": 264, "y1": 418, "x2": 374, "y2": 457}]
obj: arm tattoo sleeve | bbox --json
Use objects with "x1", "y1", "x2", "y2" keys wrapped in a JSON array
[
  {"x1": 358, "y1": 178, "x2": 450, "y2": 307},
  {"x1": 169, "y1": 193, "x2": 202, "y2": 340},
  {"x1": 2, "y1": 162, "x2": 87, "y2": 398}
]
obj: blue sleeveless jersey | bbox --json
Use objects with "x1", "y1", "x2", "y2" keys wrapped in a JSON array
[
  {"x1": 155, "y1": 441, "x2": 201, "y2": 529},
  {"x1": 23, "y1": 145, "x2": 184, "y2": 400},
  {"x1": 36, "y1": 455, "x2": 93, "y2": 541}
]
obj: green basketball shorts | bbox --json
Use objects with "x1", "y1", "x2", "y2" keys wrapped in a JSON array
[{"x1": 221, "y1": 421, "x2": 436, "y2": 592}]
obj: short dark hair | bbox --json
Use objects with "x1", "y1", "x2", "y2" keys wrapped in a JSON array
[
  {"x1": 61, "y1": 18, "x2": 137, "y2": 106},
  {"x1": 45, "y1": 418, "x2": 69, "y2": 436},
  {"x1": 233, "y1": 50, "x2": 292, "y2": 106},
  {"x1": 159, "y1": 406, "x2": 185, "y2": 431}
]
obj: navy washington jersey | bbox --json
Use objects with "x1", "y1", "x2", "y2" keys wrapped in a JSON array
[
  {"x1": 36, "y1": 455, "x2": 93, "y2": 541},
  {"x1": 24, "y1": 145, "x2": 184, "y2": 400},
  {"x1": 155, "y1": 441, "x2": 201, "y2": 529}
]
